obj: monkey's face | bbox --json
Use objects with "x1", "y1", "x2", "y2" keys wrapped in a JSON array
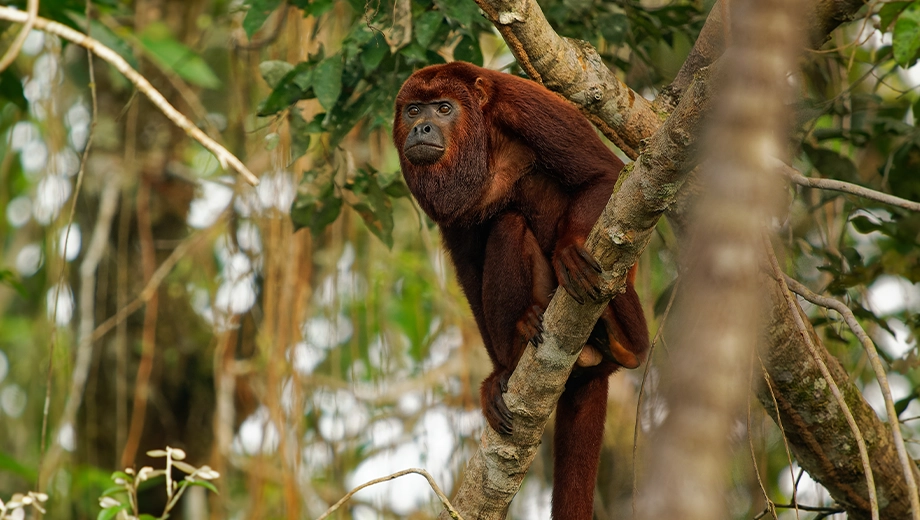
[{"x1": 399, "y1": 99, "x2": 460, "y2": 165}]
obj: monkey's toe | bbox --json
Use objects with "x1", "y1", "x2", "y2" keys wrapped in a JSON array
[
  {"x1": 481, "y1": 372, "x2": 513, "y2": 435},
  {"x1": 554, "y1": 244, "x2": 603, "y2": 304},
  {"x1": 517, "y1": 304, "x2": 545, "y2": 346}
]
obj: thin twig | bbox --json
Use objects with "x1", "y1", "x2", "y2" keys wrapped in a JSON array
[
  {"x1": 0, "y1": 0, "x2": 39, "y2": 72},
  {"x1": 760, "y1": 359, "x2": 799, "y2": 520},
  {"x1": 766, "y1": 244, "x2": 880, "y2": 520},
  {"x1": 314, "y1": 468, "x2": 463, "y2": 520},
  {"x1": 38, "y1": 11, "x2": 97, "y2": 487},
  {"x1": 120, "y1": 177, "x2": 158, "y2": 468},
  {"x1": 90, "y1": 223, "x2": 219, "y2": 344},
  {"x1": 115, "y1": 98, "x2": 138, "y2": 458},
  {"x1": 780, "y1": 162, "x2": 920, "y2": 212},
  {"x1": 632, "y1": 277, "x2": 679, "y2": 516},
  {"x1": 748, "y1": 357, "x2": 778, "y2": 520},
  {"x1": 785, "y1": 275, "x2": 920, "y2": 519},
  {"x1": 754, "y1": 502, "x2": 846, "y2": 519},
  {"x1": 39, "y1": 7, "x2": 110, "y2": 480},
  {"x1": 0, "y1": 6, "x2": 259, "y2": 186}
]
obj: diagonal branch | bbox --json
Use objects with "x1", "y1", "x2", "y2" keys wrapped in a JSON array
[
  {"x1": 0, "y1": 0, "x2": 38, "y2": 72},
  {"x1": 473, "y1": 0, "x2": 659, "y2": 158},
  {"x1": 0, "y1": 6, "x2": 260, "y2": 186}
]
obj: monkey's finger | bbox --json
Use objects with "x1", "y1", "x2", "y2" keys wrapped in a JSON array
[
  {"x1": 561, "y1": 281, "x2": 586, "y2": 304},
  {"x1": 568, "y1": 266, "x2": 595, "y2": 302},
  {"x1": 577, "y1": 247, "x2": 602, "y2": 273},
  {"x1": 490, "y1": 397, "x2": 513, "y2": 435},
  {"x1": 557, "y1": 265, "x2": 586, "y2": 304}
]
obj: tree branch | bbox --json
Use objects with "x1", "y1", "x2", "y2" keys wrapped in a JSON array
[
  {"x1": 0, "y1": 6, "x2": 260, "y2": 186},
  {"x1": 318, "y1": 469, "x2": 462, "y2": 520},
  {"x1": 780, "y1": 162, "x2": 920, "y2": 212},
  {"x1": 473, "y1": 0, "x2": 660, "y2": 158},
  {"x1": 0, "y1": 0, "x2": 38, "y2": 72}
]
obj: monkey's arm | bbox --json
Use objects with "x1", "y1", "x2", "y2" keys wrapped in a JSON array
[{"x1": 488, "y1": 73, "x2": 623, "y2": 303}]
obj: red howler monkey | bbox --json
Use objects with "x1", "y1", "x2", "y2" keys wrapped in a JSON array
[{"x1": 393, "y1": 62, "x2": 650, "y2": 520}]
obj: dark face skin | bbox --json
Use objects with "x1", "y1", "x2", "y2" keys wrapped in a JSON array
[{"x1": 400, "y1": 100, "x2": 460, "y2": 165}]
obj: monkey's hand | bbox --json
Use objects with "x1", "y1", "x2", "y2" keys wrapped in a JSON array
[
  {"x1": 553, "y1": 241, "x2": 602, "y2": 304},
  {"x1": 480, "y1": 370, "x2": 513, "y2": 435},
  {"x1": 516, "y1": 304, "x2": 545, "y2": 346}
]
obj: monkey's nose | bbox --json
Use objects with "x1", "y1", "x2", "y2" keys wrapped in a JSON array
[{"x1": 412, "y1": 123, "x2": 432, "y2": 135}]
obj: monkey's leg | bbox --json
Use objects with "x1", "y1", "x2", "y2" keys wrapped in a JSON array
[{"x1": 480, "y1": 212, "x2": 554, "y2": 435}]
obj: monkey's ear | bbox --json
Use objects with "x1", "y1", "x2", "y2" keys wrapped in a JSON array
[{"x1": 474, "y1": 77, "x2": 491, "y2": 107}]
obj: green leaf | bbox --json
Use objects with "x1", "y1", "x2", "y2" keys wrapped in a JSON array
[
  {"x1": 880, "y1": 2, "x2": 911, "y2": 31},
  {"x1": 292, "y1": 64, "x2": 316, "y2": 90},
  {"x1": 0, "y1": 269, "x2": 26, "y2": 297},
  {"x1": 243, "y1": 0, "x2": 283, "y2": 38},
  {"x1": 382, "y1": 178, "x2": 411, "y2": 198},
  {"x1": 97, "y1": 505, "x2": 129, "y2": 520},
  {"x1": 435, "y1": 0, "x2": 481, "y2": 28},
  {"x1": 138, "y1": 515, "x2": 159, "y2": 520},
  {"x1": 0, "y1": 70, "x2": 27, "y2": 110},
  {"x1": 138, "y1": 22, "x2": 221, "y2": 89},
  {"x1": 291, "y1": 169, "x2": 343, "y2": 234},
  {"x1": 101, "y1": 486, "x2": 128, "y2": 497},
  {"x1": 290, "y1": 0, "x2": 335, "y2": 16},
  {"x1": 893, "y1": 4, "x2": 920, "y2": 67},
  {"x1": 453, "y1": 34, "x2": 483, "y2": 66},
  {"x1": 599, "y1": 12, "x2": 629, "y2": 45},
  {"x1": 415, "y1": 10, "x2": 445, "y2": 48},
  {"x1": 400, "y1": 42, "x2": 429, "y2": 63},
  {"x1": 259, "y1": 60, "x2": 294, "y2": 88},
  {"x1": 345, "y1": 170, "x2": 394, "y2": 248},
  {"x1": 850, "y1": 215, "x2": 882, "y2": 234},
  {"x1": 653, "y1": 280, "x2": 677, "y2": 317},
  {"x1": 289, "y1": 108, "x2": 312, "y2": 163},
  {"x1": 803, "y1": 144, "x2": 859, "y2": 181},
  {"x1": 258, "y1": 62, "x2": 317, "y2": 116},
  {"x1": 187, "y1": 479, "x2": 220, "y2": 494},
  {"x1": 895, "y1": 394, "x2": 916, "y2": 416},
  {"x1": 326, "y1": 88, "x2": 384, "y2": 147},
  {"x1": 361, "y1": 33, "x2": 389, "y2": 72},
  {"x1": 313, "y1": 55, "x2": 344, "y2": 111},
  {"x1": 0, "y1": 451, "x2": 36, "y2": 481},
  {"x1": 110, "y1": 471, "x2": 134, "y2": 483}
]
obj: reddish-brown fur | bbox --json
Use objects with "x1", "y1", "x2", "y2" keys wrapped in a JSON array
[{"x1": 393, "y1": 62, "x2": 650, "y2": 520}]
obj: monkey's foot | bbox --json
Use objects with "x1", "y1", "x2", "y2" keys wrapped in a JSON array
[
  {"x1": 517, "y1": 304, "x2": 545, "y2": 346},
  {"x1": 481, "y1": 371, "x2": 513, "y2": 435},
  {"x1": 553, "y1": 243, "x2": 602, "y2": 304},
  {"x1": 576, "y1": 345, "x2": 603, "y2": 367}
]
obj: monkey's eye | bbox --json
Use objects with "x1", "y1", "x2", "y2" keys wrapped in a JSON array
[
  {"x1": 438, "y1": 103, "x2": 452, "y2": 115},
  {"x1": 407, "y1": 106, "x2": 420, "y2": 117}
]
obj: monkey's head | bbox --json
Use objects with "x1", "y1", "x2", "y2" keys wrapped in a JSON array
[
  {"x1": 398, "y1": 99, "x2": 458, "y2": 165},
  {"x1": 393, "y1": 62, "x2": 491, "y2": 224}
]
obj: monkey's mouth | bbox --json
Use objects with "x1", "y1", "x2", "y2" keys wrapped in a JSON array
[
  {"x1": 406, "y1": 143, "x2": 444, "y2": 152},
  {"x1": 404, "y1": 143, "x2": 445, "y2": 165}
]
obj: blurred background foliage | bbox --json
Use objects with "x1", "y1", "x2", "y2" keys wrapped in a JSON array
[{"x1": 0, "y1": 0, "x2": 919, "y2": 518}]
